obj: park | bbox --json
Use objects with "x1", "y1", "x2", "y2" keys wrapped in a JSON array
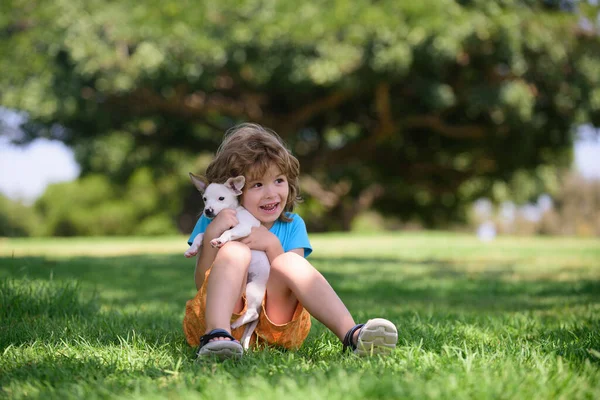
[{"x1": 1, "y1": 1, "x2": 599, "y2": 399}]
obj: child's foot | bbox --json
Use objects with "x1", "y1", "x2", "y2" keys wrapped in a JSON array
[
  {"x1": 197, "y1": 329, "x2": 243, "y2": 360},
  {"x1": 343, "y1": 318, "x2": 398, "y2": 356}
]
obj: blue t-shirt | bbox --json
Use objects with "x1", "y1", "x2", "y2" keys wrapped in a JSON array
[{"x1": 187, "y1": 212, "x2": 312, "y2": 258}]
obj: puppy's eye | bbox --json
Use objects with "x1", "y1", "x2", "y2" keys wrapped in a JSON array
[
  {"x1": 202, "y1": 197, "x2": 207, "y2": 202},
  {"x1": 219, "y1": 197, "x2": 225, "y2": 201}
]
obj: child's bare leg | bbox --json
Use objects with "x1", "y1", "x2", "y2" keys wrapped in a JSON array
[
  {"x1": 204, "y1": 241, "x2": 250, "y2": 340},
  {"x1": 266, "y1": 252, "x2": 358, "y2": 342}
]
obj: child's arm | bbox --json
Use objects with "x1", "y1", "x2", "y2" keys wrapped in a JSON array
[
  {"x1": 193, "y1": 209, "x2": 239, "y2": 290},
  {"x1": 194, "y1": 237, "x2": 218, "y2": 290},
  {"x1": 240, "y1": 226, "x2": 287, "y2": 262},
  {"x1": 288, "y1": 248, "x2": 305, "y2": 257}
]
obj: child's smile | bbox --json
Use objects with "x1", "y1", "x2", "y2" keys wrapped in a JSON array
[
  {"x1": 260, "y1": 202, "x2": 279, "y2": 214},
  {"x1": 242, "y1": 164, "x2": 289, "y2": 229}
]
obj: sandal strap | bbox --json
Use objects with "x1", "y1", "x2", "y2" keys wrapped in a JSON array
[
  {"x1": 198, "y1": 329, "x2": 237, "y2": 349},
  {"x1": 342, "y1": 323, "x2": 364, "y2": 352}
]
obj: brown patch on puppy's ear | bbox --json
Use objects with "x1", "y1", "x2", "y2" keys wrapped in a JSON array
[
  {"x1": 225, "y1": 176, "x2": 245, "y2": 196},
  {"x1": 189, "y1": 173, "x2": 208, "y2": 193}
]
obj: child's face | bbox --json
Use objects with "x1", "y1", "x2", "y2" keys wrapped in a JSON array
[{"x1": 241, "y1": 164, "x2": 289, "y2": 229}]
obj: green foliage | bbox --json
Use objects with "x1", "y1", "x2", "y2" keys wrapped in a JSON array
[
  {"x1": 34, "y1": 171, "x2": 181, "y2": 236},
  {"x1": 488, "y1": 164, "x2": 561, "y2": 204},
  {"x1": 0, "y1": 195, "x2": 41, "y2": 237},
  {"x1": 0, "y1": 234, "x2": 599, "y2": 398},
  {"x1": 1, "y1": 0, "x2": 599, "y2": 230}
]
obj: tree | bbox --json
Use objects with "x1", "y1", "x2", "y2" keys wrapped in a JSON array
[{"x1": 1, "y1": 0, "x2": 599, "y2": 233}]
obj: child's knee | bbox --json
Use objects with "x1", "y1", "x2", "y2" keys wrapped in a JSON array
[
  {"x1": 270, "y1": 252, "x2": 314, "y2": 287},
  {"x1": 216, "y1": 241, "x2": 252, "y2": 265},
  {"x1": 271, "y1": 252, "x2": 304, "y2": 270}
]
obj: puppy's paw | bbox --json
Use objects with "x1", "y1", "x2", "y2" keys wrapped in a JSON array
[
  {"x1": 184, "y1": 246, "x2": 199, "y2": 258},
  {"x1": 230, "y1": 320, "x2": 242, "y2": 329},
  {"x1": 210, "y1": 239, "x2": 224, "y2": 248},
  {"x1": 231, "y1": 309, "x2": 259, "y2": 329}
]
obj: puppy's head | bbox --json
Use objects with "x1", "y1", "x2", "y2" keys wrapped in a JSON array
[{"x1": 189, "y1": 173, "x2": 245, "y2": 219}]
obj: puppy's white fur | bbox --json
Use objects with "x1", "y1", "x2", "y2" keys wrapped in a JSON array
[{"x1": 184, "y1": 173, "x2": 270, "y2": 350}]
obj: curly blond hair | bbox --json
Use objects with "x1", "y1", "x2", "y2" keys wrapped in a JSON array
[{"x1": 205, "y1": 123, "x2": 301, "y2": 222}]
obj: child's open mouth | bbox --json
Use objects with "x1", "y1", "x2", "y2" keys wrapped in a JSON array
[{"x1": 260, "y1": 202, "x2": 279, "y2": 213}]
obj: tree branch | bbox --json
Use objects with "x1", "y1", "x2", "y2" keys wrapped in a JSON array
[
  {"x1": 374, "y1": 82, "x2": 395, "y2": 141},
  {"x1": 401, "y1": 115, "x2": 486, "y2": 139},
  {"x1": 300, "y1": 176, "x2": 351, "y2": 209},
  {"x1": 273, "y1": 90, "x2": 355, "y2": 134},
  {"x1": 111, "y1": 85, "x2": 355, "y2": 135}
]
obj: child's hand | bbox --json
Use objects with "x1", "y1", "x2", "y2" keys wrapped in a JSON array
[
  {"x1": 205, "y1": 209, "x2": 238, "y2": 241},
  {"x1": 241, "y1": 225, "x2": 281, "y2": 254}
]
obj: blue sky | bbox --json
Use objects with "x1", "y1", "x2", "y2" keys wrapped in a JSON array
[
  {"x1": 0, "y1": 136, "x2": 80, "y2": 204},
  {"x1": 0, "y1": 121, "x2": 599, "y2": 205}
]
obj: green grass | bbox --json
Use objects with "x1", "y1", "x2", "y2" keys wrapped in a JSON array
[{"x1": 1, "y1": 232, "x2": 599, "y2": 399}]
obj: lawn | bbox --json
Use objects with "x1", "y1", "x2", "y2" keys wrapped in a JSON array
[{"x1": 1, "y1": 232, "x2": 599, "y2": 399}]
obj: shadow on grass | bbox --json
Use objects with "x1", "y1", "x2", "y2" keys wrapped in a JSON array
[
  {"x1": 0, "y1": 278, "x2": 193, "y2": 356},
  {"x1": 538, "y1": 323, "x2": 600, "y2": 362},
  {"x1": 2, "y1": 254, "x2": 196, "y2": 309},
  {"x1": 309, "y1": 256, "x2": 600, "y2": 364},
  {"x1": 325, "y1": 271, "x2": 600, "y2": 312},
  {"x1": 10, "y1": 254, "x2": 598, "y2": 316},
  {"x1": 309, "y1": 256, "x2": 600, "y2": 314},
  {"x1": 3, "y1": 252, "x2": 599, "y2": 317},
  {"x1": 2, "y1": 253, "x2": 599, "y2": 365},
  {"x1": 1, "y1": 255, "x2": 196, "y2": 353},
  {"x1": 0, "y1": 352, "x2": 174, "y2": 394}
]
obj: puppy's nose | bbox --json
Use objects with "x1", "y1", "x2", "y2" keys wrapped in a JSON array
[{"x1": 204, "y1": 208, "x2": 215, "y2": 218}]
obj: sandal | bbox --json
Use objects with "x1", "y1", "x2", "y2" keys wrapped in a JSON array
[
  {"x1": 343, "y1": 318, "x2": 398, "y2": 356},
  {"x1": 197, "y1": 329, "x2": 243, "y2": 360}
]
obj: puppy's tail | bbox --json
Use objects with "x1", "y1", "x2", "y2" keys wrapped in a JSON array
[{"x1": 240, "y1": 319, "x2": 259, "y2": 350}]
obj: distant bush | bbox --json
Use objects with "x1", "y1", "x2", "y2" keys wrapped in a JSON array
[
  {"x1": 0, "y1": 195, "x2": 41, "y2": 237},
  {"x1": 137, "y1": 215, "x2": 178, "y2": 236},
  {"x1": 34, "y1": 171, "x2": 180, "y2": 236},
  {"x1": 469, "y1": 171, "x2": 600, "y2": 237},
  {"x1": 540, "y1": 172, "x2": 600, "y2": 236}
]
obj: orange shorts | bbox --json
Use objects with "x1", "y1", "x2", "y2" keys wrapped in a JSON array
[{"x1": 183, "y1": 266, "x2": 311, "y2": 350}]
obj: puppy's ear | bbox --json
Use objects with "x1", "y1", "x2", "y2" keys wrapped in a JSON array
[
  {"x1": 225, "y1": 176, "x2": 245, "y2": 196},
  {"x1": 189, "y1": 173, "x2": 208, "y2": 193}
]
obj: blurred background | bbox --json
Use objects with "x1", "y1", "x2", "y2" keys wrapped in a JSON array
[{"x1": 1, "y1": 0, "x2": 599, "y2": 238}]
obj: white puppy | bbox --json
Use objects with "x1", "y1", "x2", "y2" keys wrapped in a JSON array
[{"x1": 184, "y1": 173, "x2": 270, "y2": 350}]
